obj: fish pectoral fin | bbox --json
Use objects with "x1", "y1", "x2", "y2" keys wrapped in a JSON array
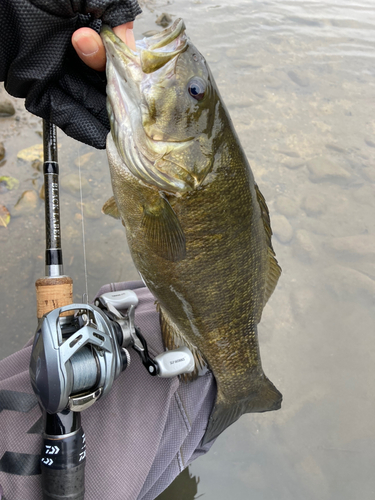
[
  {"x1": 202, "y1": 376, "x2": 282, "y2": 445},
  {"x1": 102, "y1": 196, "x2": 121, "y2": 219},
  {"x1": 141, "y1": 193, "x2": 186, "y2": 262}
]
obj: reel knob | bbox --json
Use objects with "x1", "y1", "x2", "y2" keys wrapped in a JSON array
[{"x1": 154, "y1": 346, "x2": 195, "y2": 378}]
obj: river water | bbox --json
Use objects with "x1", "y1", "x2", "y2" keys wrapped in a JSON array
[{"x1": 0, "y1": 0, "x2": 374, "y2": 499}]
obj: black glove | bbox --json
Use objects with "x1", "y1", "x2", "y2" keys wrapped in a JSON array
[{"x1": 0, "y1": 0, "x2": 141, "y2": 149}]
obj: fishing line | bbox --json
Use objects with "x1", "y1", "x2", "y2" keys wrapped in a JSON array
[{"x1": 78, "y1": 149, "x2": 89, "y2": 303}]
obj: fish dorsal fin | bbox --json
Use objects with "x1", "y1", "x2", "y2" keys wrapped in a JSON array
[
  {"x1": 156, "y1": 302, "x2": 207, "y2": 382},
  {"x1": 102, "y1": 196, "x2": 121, "y2": 219},
  {"x1": 142, "y1": 193, "x2": 186, "y2": 262},
  {"x1": 255, "y1": 184, "x2": 282, "y2": 307}
]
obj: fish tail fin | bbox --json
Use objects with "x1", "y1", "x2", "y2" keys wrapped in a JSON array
[{"x1": 202, "y1": 376, "x2": 282, "y2": 446}]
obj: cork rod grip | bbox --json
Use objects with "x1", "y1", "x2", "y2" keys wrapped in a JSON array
[{"x1": 35, "y1": 276, "x2": 73, "y2": 319}]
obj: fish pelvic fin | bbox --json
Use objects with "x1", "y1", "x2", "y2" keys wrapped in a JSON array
[
  {"x1": 102, "y1": 196, "x2": 121, "y2": 219},
  {"x1": 255, "y1": 184, "x2": 282, "y2": 308},
  {"x1": 142, "y1": 193, "x2": 186, "y2": 262},
  {"x1": 157, "y1": 303, "x2": 207, "y2": 381},
  {"x1": 202, "y1": 376, "x2": 282, "y2": 446}
]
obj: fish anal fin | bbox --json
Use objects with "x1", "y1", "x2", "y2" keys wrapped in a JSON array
[
  {"x1": 264, "y1": 247, "x2": 282, "y2": 305},
  {"x1": 255, "y1": 184, "x2": 282, "y2": 306},
  {"x1": 102, "y1": 196, "x2": 121, "y2": 219},
  {"x1": 157, "y1": 303, "x2": 207, "y2": 382},
  {"x1": 202, "y1": 376, "x2": 282, "y2": 445},
  {"x1": 142, "y1": 193, "x2": 186, "y2": 262}
]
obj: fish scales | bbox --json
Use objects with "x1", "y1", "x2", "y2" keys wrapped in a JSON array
[{"x1": 102, "y1": 18, "x2": 282, "y2": 444}]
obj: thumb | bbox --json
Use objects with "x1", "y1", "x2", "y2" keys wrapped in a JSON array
[
  {"x1": 72, "y1": 28, "x2": 106, "y2": 71},
  {"x1": 72, "y1": 23, "x2": 135, "y2": 72}
]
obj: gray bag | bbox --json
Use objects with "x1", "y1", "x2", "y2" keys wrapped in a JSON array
[{"x1": 0, "y1": 281, "x2": 216, "y2": 500}]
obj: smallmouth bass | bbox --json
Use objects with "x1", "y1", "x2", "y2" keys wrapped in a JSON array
[{"x1": 101, "y1": 19, "x2": 282, "y2": 444}]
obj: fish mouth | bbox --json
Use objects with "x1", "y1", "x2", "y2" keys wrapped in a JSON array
[
  {"x1": 137, "y1": 18, "x2": 188, "y2": 73},
  {"x1": 142, "y1": 18, "x2": 187, "y2": 50},
  {"x1": 101, "y1": 18, "x2": 188, "y2": 70},
  {"x1": 101, "y1": 19, "x2": 194, "y2": 194}
]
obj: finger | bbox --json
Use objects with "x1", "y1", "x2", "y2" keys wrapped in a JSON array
[
  {"x1": 113, "y1": 22, "x2": 136, "y2": 51},
  {"x1": 72, "y1": 23, "x2": 136, "y2": 72},
  {"x1": 72, "y1": 28, "x2": 106, "y2": 72}
]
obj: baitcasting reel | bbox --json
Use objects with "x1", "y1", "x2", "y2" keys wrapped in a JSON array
[{"x1": 30, "y1": 289, "x2": 195, "y2": 415}]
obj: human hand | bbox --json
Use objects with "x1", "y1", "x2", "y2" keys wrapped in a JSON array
[
  {"x1": 72, "y1": 22, "x2": 136, "y2": 72},
  {"x1": 1, "y1": 0, "x2": 141, "y2": 149}
]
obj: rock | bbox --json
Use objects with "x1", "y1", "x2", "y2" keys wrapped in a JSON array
[
  {"x1": 109, "y1": 228, "x2": 126, "y2": 242},
  {"x1": 0, "y1": 142, "x2": 5, "y2": 162},
  {"x1": 306, "y1": 157, "x2": 350, "y2": 183},
  {"x1": 352, "y1": 185, "x2": 375, "y2": 205},
  {"x1": 63, "y1": 225, "x2": 80, "y2": 241},
  {"x1": 294, "y1": 229, "x2": 318, "y2": 262},
  {"x1": 0, "y1": 176, "x2": 19, "y2": 193},
  {"x1": 0, "y1": 204, "x2": 10, "y2": 227},
  {"x1": 263, "y1": 75, "x2": 283, "y2": 90},
  {"x1": 272, "y1": 214, "x2": 293, "y2": 244},
  {"x1": 361, "y1": 164, "x2": 375, "y2": 183},
  {"x1": 326, "y1": 234, "x2": 375, "y2": 261},
  {"x1": 13, "y1": 190, "x2": 39, "y2": 215},
  {"x1": 325, "y1": 143, "x2": 346, "y2": 153},
  {"x1": 301, "y1": 193, "x2": 326, "y2": 216},
  {"x1": 232, "y1": 59, "x2": 261, "y2": 70},
  {"x1": 60, "y1": 174, "x2": 90, "y2": 195},
  {"x1": 287, "y1": 71, "x2": 309, "y2": 87},
  {"x1": 351, "y1": 262, "x2": 375, "y2": 281},
  {"x1": 281, "y1": 157, "x2": 305, "y2": 170},
  {"x1": 290, "y1": 287, "x2": 316, "y2": 320},
  {"x1": 155, "y1": 13, "x2": 172, "y2": 27},
  {"x1": 279, "y1": 150, "x2": 301, "y2": 158},
  {"x1": 17, "y1": 143, "x2": 43, "y2": 163},
  {"x1": 0, "y1": 101, "x2": 15, "y2": 117},
  {"x1": 31, "y1": 159, "x2": 43, "y2": 172},
  {"x1": 276, "y1": 196, "x2": 299, "y2": 217},
  {"x1": 87, "y1": 248, "x2": 105, "y2": 270},
  {"x1": 325, "y1": 265, "x2": 375, "y2": 304},
  {"x1": 76, "y1": 201, "x2": 101, "y2": 219},
  {"x1": 74, "y1": 152, "x2": 94, "y2": 168}
]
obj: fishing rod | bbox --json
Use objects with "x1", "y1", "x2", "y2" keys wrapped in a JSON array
[
  {"x1": 32, "y1": 120, "x2": 86, "y2": 500},
  {"x1": 29, "y1": 120, "x2": 195, "y2": 499}
]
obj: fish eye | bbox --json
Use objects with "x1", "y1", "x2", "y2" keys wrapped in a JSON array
[{"x1": 187, "y1": 77, "x2": 206, "y2": 101}]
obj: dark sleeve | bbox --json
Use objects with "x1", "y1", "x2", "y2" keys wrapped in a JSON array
[{"x1": 0, "y1": 0, "x2": 142, "y2": 149}]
